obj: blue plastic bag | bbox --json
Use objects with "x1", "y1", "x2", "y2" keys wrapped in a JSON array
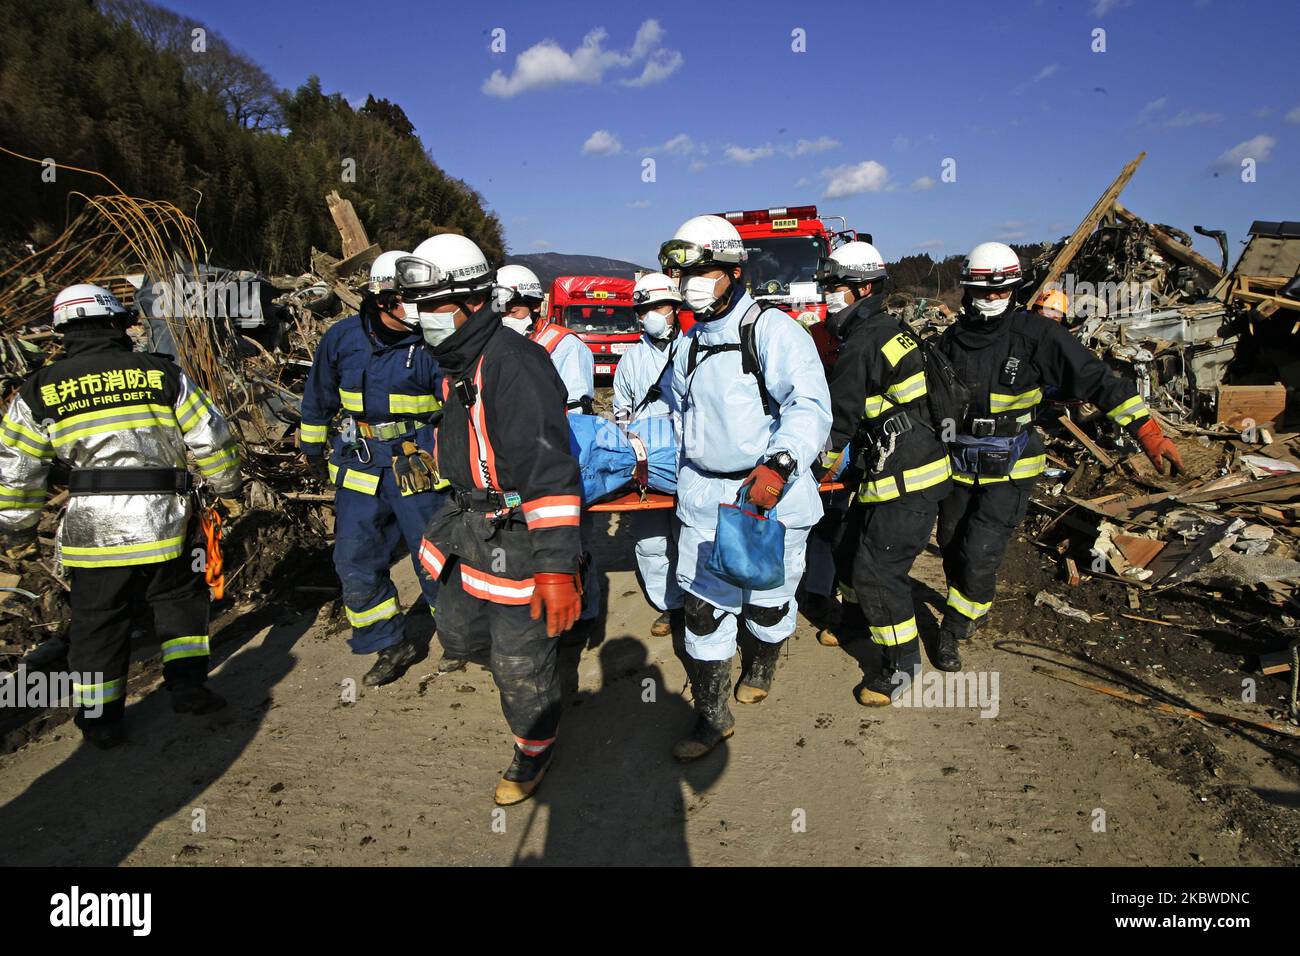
[
  {"x1": 567, "y1": 413, "x2": 679, "y2": 504},
  {"x1": 705, "y1": 489, "x2": 786, "y2": 591}
]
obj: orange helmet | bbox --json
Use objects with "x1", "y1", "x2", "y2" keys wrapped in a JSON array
[{"x1": 1033, "y1": 288, "x2": 1069, "y2": 319}]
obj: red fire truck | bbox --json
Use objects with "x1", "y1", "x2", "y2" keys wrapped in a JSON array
[
  {"x1": 712, "y1": 204, "x2": 866, "y2": 366},
  {"x1": 544, "y1": 275, "x2": 640, "y2": 379}
]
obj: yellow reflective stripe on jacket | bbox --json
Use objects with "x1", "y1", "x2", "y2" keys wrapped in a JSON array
[
  {"x1": 857, "y1": 455, "x2": 951, "y2": 503},
  {"x1": 196, "y1": 446, "x2": 240, "y2": 477},
  {"x1": 345, "y1": 596, "x2": 399, "y2": 628},
  {"x1": 1106, "y1": 394, "x2": 1149, "y2": 427},
  {"x1": 887, "y1": 370, "x2": 927, "y2": 404},
  {"x1": 902, "y1": 455, "x2": 951, "y2": 493},
  {"x1": 61, "y1": 535, "x2": 186, "y2": 568},
  {"x1": 48, "y1": 404, "x2": 176, "y2": 444},
  {"x1": 988, "y1": 387, "x2": 1042, "y2": 413},
  {"x1": 73, "y1": 677, "x2": 125, "y2": 706},
  {"x1": 339, "y1": 389, "x2": 364, "y2": 413},
  {"x1": 1, "y1": 416, "x2": 51, "y2": 457},
  {"x1": 175, "y1": 389, "x2": 212, "y2": 434},
  {"x1": 869, "y1": 616, "x2": 919, "y2": 647},
  {"x1": 0, "y1": 484, "x2": 45, "y2": 509},
  {"x1": 881, "y1": 332, "x2": 918, "y2": 367},
  {"x1": 947, "y1": 585, "x2": 992, "y2": 620},
  {"x1": 328, "y1": 461, "x2": 380, "y2": 495},
  {"x1": 863, "y1": 394, "x2": 889, "y2": 419},
  {"x1": 300, "y1": 422, "x2": 328, "y2": 444},
  {"x1": 388, "y1": 393, "x2": 442, "y2": 416},
  {"x1": 161, "y1": 635, "x2": 210, "y2": 662}
]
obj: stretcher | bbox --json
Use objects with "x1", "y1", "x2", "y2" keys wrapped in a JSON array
[{"x1": 585, "y1": 481, "x2": 846, "y2": 513}]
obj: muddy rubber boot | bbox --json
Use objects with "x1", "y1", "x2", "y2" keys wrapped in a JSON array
[
  {"x1": 650, "y1": 611, "x2": 673, "y2": 637},
  {"x1": 856, "y1": 640, "x2": 922, "y2": 707},
  {"x1": 932, "y1": 622, "x2": 963, "y2": 672},
  {"x1": 80, "y1": 720, "x2": 126, "y2": 749},
  {"x1": 673, "y1": 660, "x2": 735, "y2": 762},
  {"x1": 435, "y1": 653, "x2": 468, "y2": 674},
  {"x1": 364, "y1": 637, "x2": 419, "y2": 687},
  {"x1": 171, "y1": 684, "x2": 227, "y2": 715},
  {"x1": 494, "y1": 745, "x2": 553, "y2": 806},
  {"x1": 736, "y1": 639, "x2": 783, "y2": 704}
]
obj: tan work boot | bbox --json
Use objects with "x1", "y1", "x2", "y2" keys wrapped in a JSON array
[
  {"x1": 493, "y1": 746, "x2": 553, "y2": 806},
  {"x1": 816, "y1": 626, "x2": 841, "y2": 647},
  {"x1": 650, "y1": 611, "x2": 673, "y2": 637},
  {"x1": 735, "y1": 639, "x2": 782, "y2": 704}
]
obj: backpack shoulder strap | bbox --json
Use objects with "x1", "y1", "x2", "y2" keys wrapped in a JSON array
[{"x1": 739, "y1": 303, "x2": 774, "y2": 417}]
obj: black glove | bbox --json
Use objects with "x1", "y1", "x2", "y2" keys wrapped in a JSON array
[{"x1": 304, "y1": 455, "x2": 331, "y2": 483}]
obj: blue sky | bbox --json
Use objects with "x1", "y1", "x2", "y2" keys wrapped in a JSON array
[{"x1": 167, "y1": 0, "x2": 1299, "y2": 267}]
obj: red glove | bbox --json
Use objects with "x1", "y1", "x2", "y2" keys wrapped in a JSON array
[
  {"x1": 530, "y1": 572, "x2": 583, "y2": 637},
  {"x1": 741, "y1": 464, "x2": 786, "y2": 510},
  {"x1": 1135, "y1": 418, "x2": 1183, "y2": 475}
]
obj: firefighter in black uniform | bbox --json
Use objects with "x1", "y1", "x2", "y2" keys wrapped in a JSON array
[
  {"x1": 936, "y1": 243, "x2": 1184, "y2": 666},
  {"x1": 817, "y1": 243, "x2": 955, "y2": 704},
  {"x1": 395, "y1": 234, "x2": 584, "y2": 806}
]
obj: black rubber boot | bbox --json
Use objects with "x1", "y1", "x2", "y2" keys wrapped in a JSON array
[
  {"x1": 435, "y1": 654, "x2": 468, "y2": 674},
  {"x1": 171, "y1": 684, "x2": 227, "y2": 715},
  {"x1": 932, "y1": 621, "x2": 963, "y2": 672},
  {"x1": 673, "y1": 660, "x2": 735, "y2": 761},
  {"x1": 494, "y1": 745, "x2": 554, "y2": 806},
  {"x1": 736, "y1": 639, "x2": 783, "y2": 704},
  {"x1": 79, "y1": 719, "x2": 126, "y2": 749},
  {"x1": 856, "y1": 639, "x2": 921, "y2": 706},
  {"x1": 364, "y1": 637, "x2": 419, "y2": 687}
]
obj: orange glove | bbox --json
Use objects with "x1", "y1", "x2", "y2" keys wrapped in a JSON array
[
  {"x1": 530, "y1": 572, "x2": 583, "y2": 637},
  {"x1": 1135, "y1": 418, "x2": 1183, "y2": 475},
  {"x1": 741, "y1": 464, "x2": 786, "y2": 510}
]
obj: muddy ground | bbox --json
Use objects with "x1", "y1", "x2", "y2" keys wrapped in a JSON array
[{"x1": 1, "y1": 498, "x2": 1298, "y2": 866}]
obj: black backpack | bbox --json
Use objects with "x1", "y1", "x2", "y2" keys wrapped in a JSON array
[{"x1": 908, "y1": 324, "x2": 970, "y2": 436}]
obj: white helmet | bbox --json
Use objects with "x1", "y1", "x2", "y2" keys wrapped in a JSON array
[
  {"x1": 632, "y1": 272, "x2": 682, "y2": 309},
  {"x1": 960, "y1": 241, "x2": 1023, "y2": 288},
  {"x1": 52, "y1": 283, "x2": 131, "y2": 327},
  {"x1": 816, "y1": 241, "x2": 887, "y2": 286},
  {"x1": 658, "y1": 215, "x2": 748, "y2": 272},
  {"x1": 496, "y1": 264, "x2": 545, "y2": 305},
  {"x1": 368, "y1": 250, "x2": 410, "y2": 293},
  {"x1": 396, "y1": 234, "x2": 495, "y2": 304}
]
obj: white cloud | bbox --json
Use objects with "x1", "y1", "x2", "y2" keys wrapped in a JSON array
[
  {"x1": 688, "y1": 160, "x2": 707, "y2": 174},
  {"x1": 482, "y1": 19, "x2": 681, "y2": 97},
  {"x1": 795, "y1": 176, "x2": 811, "y2": 188},
  {"x1": 821, "y1": 160, "x2": 889, "y2": 199},
  {"x1": 622, "y1": 50, "x2": 683, "y2": 87},
  {"x1": 582, "y1": 129, "x2": 622, "y2": 155},
  {"x1": 910, "y1": 176, "x2": 936, "y2": 191},
  {"x1": 529, "y1": 239, "x2": 552, "y2": 250},
  {"x1": 999, "y1": 219, "x2": 1032, "y2": 230},
  {"x1": 639, "y1": 132, "x2": 695, "y2": 156},
  {"x1": 791, "y1": 136, "x2": 840, "y2": 156},
  {"x1": 1031, "y1": 64, "x2": 1058, "y2": 83},
  {"x1": 726, "y1": 143, "x2": 775, "y2": 164},
  {"x1": 1286, "y1": 106, "x2": 1300, "y2": 124},
  {"x1": 1137, "y1": 96, "x2": 1167, "y2": 121},
  {"x1": 997, "y1": 230, "x2": 1028, "y2": 241},
  {"x1": 1165, "y1": 109, "x2": 1224, "y2": 128},
  {"x1": 1212, "y1": 134, "x2": 1277, "y2": 170},
  {"x1": 1091, "y1": 0, "x2": 1135, "y2": 14},
  {"x1": 627, "y1": 199, "x2": 651, "y2": 208}
]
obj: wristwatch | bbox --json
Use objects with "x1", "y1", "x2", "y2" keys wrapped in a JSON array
[{"x1": 765, "y1": 451, "x2": 796, "y2": 481}]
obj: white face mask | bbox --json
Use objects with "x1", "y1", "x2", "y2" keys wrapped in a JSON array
[
  {"x1": 641, "y1": 309, "x2": 673, "y2": 339},
  {"x1": 824, "y1": 291, "x2": 850, "y2": 313},
  {"x1": 402, "y1": 302, "x2": 421, "y2": 322},
  {"x1": 971, "y1": 295, "x2": 1011, "y2": 318},
  {"x1": 418, "y1": 309, "x2": 459, "y2": 347},
  {"x1": 502, "y1": 317, "x2": 532, "y2": 335},
  {"x1": 681, "y1": 275, "x2": 722, "y2": 314}
]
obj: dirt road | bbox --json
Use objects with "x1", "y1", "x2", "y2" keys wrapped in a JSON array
[{"x1": 1, "y1": 514, "x2": 1297, "y2": 866}]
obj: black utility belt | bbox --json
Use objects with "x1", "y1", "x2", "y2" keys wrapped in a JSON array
[
  {"x1": 451, "y1": 487, "x2": 523, "y2": 513},
  {"x1": 69, "y1": 467, "x2": 192, "y2": 496},
  {"x1": 962, "y1": 415, "x2": 1025, "y2": 438},
  {"x1": 696, "y1": 466, "x2": 754, "y2": 480},
  {"x1": 863, "y1": 409, "x2": 914, "y2": 443}
]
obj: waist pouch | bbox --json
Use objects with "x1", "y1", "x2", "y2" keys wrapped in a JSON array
[
  {"x1": 705, "y1": 490, "x2": 786, "y2": 591},
  {"x1": 949, "y1": 431, "x2": 1030, "y2": 477},
  {"x1": 69, "y1": 467, "x2": 192, "y2": 495}
]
